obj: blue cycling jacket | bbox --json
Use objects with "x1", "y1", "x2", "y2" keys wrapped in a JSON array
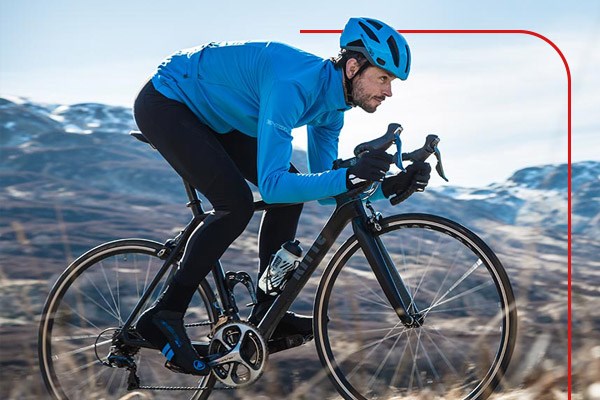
[{"x1": 151, "y1": 41, "x2": 352, "y2": 204}]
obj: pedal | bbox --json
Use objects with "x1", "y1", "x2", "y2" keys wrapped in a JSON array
[
  {"x1": 192, "y1": 341, "x2": 209, "y2": 357},
  {"x1": 267, "y1": 334, "x2": 311, "y2": 354},
  {"x1": 164, "y1": 360, "x2": 188, "y2": 374}
]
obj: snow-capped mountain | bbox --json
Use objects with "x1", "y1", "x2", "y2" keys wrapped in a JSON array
[{"x1": 2, "y1": 94, "x2": 597, "y2": 269}]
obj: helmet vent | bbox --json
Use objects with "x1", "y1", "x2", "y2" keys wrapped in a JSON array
[
  {"x1": 386, "y1": 36, "x2": 399, "y2": 67},
  {"x1": 358, "y1": 21, "x2": 381, "y2": 43},
  {"x1": 404, "y1": 44, "x2": 411, "y2": 73},
  {"x1": 376, "y1": 57, "x2": 386, "y2": 66},
  {"x1": 365, "y1": 19, "x2": 384, "y2": 30},
  {"x1": 347, "y1": 39, "x2": 365, "y2": 48}
]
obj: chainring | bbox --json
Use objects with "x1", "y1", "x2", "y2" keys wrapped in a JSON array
[{"x1": 207, "y1": 321, "x2": 268, "y2": 388}]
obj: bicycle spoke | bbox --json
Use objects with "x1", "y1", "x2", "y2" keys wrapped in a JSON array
[
  {"x1": 407, "y1": 329, "x2": 424, "y2": 392},
  {"x1": 115, "y1": 255, "x2": 122, "y2": 326},
  {"x1": 142, "y1": 256, "x2": 153, "y2": 299},
  {"x1": 346, "y1": 321, "x2": 407, "y2": 379},
  {"x1": 366, "y1": 326, "x2": 403, "y2": 392},
  {"x1": 417, "y1": 329, "x2": 442, "y2": 383},
  {"x1": 70, "y1": 364, "x2": 114, "y2": 394},
  {"x1": 57, "y1": 358, "x2": 102, "y2": 376},
  {"x1": 330, "y1": 310, "x2": 396, "y2": 317},
  {"x1": 80, "y1": 269, "x2": 121, "y2": 321},
  {"x1": 61, "y1": 301, "x2": 109, "y2": 334},
  {"x1": 388, "y1": 329, "x2": 413, "y2": 390},
  {"x1": 410, "y1": 228, "x2": 443, "y2": 299},
  {"x1": 73, "y1": 286, "x2": 120, "y2": 324},
  {"x1": 53, "y1": 338, "x2": 112, "y2": 360},
  {"x1": 52, "y1": 332, "x2": 102, "y2": 342},
  {"x1": 428, "y1": 259, "x2": 483, "y2": 310},
  {"x1": 421, "y1": 328, "x2": 460, "y2": 377},
  {"x1": 423, "y1": 279, "x2": 493, "y2": 314},
  {"x1": 425, "y1": 246, "x2": 463, "y2": 315},
  {"x1": 425, "y1": 302, "x2": 498, "y2": 314},
  {"x1": 350, "y1": 266, "x2": 394, "y2": 309},
  {"x1": 100, "y1": 261, "x2": 123, "y2": 325}
]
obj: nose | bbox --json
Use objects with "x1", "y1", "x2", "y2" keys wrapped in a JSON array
[{"x1": 383, "y1": 82, "x2": 392, "y2": 97}]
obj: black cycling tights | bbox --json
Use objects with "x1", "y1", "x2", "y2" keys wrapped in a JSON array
[{"x1": 133, "y1": 81, "x2": 303, "y2": 306}]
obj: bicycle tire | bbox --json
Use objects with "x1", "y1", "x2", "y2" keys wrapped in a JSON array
[
  {"x1": 38, "y1": 239, "x2": 218, "y2": 400},
  {"x1": 314, "y1": 213, "x2": 517, "y2": 400}
]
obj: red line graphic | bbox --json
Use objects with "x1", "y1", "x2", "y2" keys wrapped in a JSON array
[{"x1": 301, "y1": 28, "x2": 572, "y2": 399}]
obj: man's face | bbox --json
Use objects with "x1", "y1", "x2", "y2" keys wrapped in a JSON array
[{"x1": 348, "y1": 63, "x2": 396, "y2": 113}]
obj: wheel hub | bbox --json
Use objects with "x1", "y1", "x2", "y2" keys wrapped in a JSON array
[{"x1": 95, "y1": 328, "x2": 139, "y2": 369}]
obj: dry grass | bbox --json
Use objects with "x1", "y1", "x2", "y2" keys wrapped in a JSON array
[{"x1": 1, "y1": 196, "x2": 595, "y2": 400}]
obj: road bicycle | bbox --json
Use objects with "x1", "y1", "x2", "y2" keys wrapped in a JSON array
[{"x1": 38, "y1": 123, "x2": 517, "y2": 399}]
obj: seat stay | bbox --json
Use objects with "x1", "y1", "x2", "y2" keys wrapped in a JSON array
[{"x1": 120, "y1": 214, "x2": 204, "y2": 333}]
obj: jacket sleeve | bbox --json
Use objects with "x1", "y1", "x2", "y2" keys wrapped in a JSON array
[
  {"x1": 257, "y1": 82, "x2": 348, "y2": 204},
  {"x1": 306, "y1": 112, "x2": 343, "y2": 174}
]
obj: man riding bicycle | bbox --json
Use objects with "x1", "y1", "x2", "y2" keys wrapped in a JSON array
[{"x1": 133, "y1": 17, "x2": 431, "y2": 376}]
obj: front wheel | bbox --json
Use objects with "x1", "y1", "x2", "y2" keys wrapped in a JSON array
[
  {"x1": 38, "y1": 239, "x2": 218, "y2": 400},
  {"x1": 314, "y1": 213, "x2": 517, "y2": 400}
]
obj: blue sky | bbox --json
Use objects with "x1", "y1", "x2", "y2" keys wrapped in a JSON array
[{"x1": 1, "y1": 0, "x2": 598, "y2": 187}]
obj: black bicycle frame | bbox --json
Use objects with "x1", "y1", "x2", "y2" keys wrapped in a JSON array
[{"x1": 121, "y1": 179, "x2": 419, "y2": 347}]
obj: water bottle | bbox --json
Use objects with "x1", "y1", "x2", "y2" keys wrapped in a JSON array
[{"x1": 258, "y1": 240, "x2": 303, "y2": 296}]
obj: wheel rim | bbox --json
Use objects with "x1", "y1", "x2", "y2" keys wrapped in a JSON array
[
  {"x1": 39, "y1": 241, "x2": 216, "y2": 400},
  {"x1": 316, "y1": 217, "x2": 516, "y2": 400}
]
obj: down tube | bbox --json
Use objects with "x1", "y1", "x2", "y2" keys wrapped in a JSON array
[{"x1": 259, "y1": 201, "x2": 358, "y2": 339}]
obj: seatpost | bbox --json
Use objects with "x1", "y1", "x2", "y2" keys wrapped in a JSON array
[{"x1": 182, "y1": 180, "x2": 204, "y2": 217}]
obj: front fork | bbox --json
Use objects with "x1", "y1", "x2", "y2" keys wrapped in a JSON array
[{"x1": 352, "y1": 206, "x2": 423, "y2": 327}]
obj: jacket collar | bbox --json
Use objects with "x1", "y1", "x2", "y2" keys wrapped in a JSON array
[{"x1": 323, "y1": 61, "x2": 353, "y2": 112}]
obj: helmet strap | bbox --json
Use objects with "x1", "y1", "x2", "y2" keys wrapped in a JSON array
[
  {"x1": 343, "y1": 72, "x2": 355, "y2": 107},
  {"x1": 343, "y1": 61, "x2": 370, "y2": 107}
]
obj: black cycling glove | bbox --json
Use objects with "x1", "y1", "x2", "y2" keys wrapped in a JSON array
[
  {"x1": 381, "y1": 161, "x2": 431, "y2": 202},
  {"x1": 346, "y1": 149, "x2": 394, "y2": 189}
]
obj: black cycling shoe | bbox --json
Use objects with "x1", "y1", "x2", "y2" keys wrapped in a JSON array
[
  {"x1": 136, "y1": 308, "x2": 210, "y2": 376},
  {"x1": 272, "y1": 311, "x2": 313, "y2": 339},
  {"x1": 249, "y1": 301, "x2": 313, "y2": 341}
]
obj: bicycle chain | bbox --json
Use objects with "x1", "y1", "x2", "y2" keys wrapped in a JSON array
[
  {"x1": 137, "y1": 384, "x2": 236, "y2": 391},
  {"x1": 184, "y1": 320, "x2": 213, "y2": 327}
]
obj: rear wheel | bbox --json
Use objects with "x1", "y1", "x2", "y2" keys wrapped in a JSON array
[
  {"x1": 38, "y1": 239, "x2": 218, "y2": 400},
  {"x1": 314, "y1": 213, "x2": 517, "y2": 400}
]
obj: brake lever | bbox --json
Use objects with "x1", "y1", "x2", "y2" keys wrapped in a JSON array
[
  {"x1": 396, "y1": 134, "x2": 449, "y2": 182},
  {"x1": 394, "y1": 129, "x2": 405, "y2": 171},
  {"x1": 434, "y1": 146, "x2": 449, "y2": 182}
]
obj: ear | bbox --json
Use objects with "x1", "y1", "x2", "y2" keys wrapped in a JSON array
[{"x1": 345, "y1": 58, "x2": 361, "y2": 79}]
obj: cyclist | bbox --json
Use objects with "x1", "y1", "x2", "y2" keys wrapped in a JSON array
[{"x1": 134, "y1": 17, "x2": 431, "y2": 376}]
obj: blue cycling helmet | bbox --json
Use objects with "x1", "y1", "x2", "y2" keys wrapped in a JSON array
[{"x1": 340, "y1": 17, "x2": 411, "y2": 80}]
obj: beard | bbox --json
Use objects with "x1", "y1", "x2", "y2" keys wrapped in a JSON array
[{"x1": 351, "y1": 79, "x2": 380, "y2": 113}]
